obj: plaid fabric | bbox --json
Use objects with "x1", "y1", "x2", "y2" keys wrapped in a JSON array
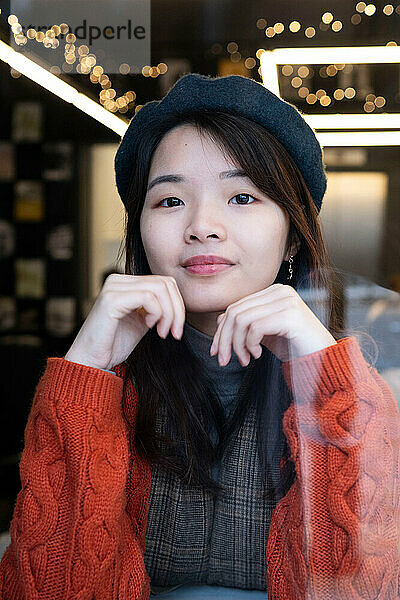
[{"x1": 144, "y1": 398, "x2": 276, "y2": 594}]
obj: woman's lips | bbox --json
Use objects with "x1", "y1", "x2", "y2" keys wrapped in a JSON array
[{"x1": 183, "y1": 264, "x2": 234, "y2": 275}]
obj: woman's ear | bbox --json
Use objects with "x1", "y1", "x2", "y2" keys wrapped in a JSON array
[{"x1": 285, "y1": 232, "x2": 301, "y2": 261}]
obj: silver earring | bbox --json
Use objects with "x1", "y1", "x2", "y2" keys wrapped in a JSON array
[{"x1": 287, "y1": 255, "x2": 294, "y2": 280}]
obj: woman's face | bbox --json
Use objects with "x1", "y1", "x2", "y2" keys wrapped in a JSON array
[{"x1": 140, "y1": 123, "x2": 294, "y2": 335}]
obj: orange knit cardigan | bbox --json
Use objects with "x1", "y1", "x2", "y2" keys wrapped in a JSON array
[{"x1": 0, "y1": 336, "x2": 399, "y2": 599}]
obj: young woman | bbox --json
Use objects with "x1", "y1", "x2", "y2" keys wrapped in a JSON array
[{"x1": 1, "y1": 73, "x2": 399, "y2": 600}]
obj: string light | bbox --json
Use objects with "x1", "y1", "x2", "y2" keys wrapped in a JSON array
[
  {"x1": 260, "y1": 46, "x2": 397, "y2": 118},
  {"x1": 289, "y1": 21, "x2": 301, "y2": 32},
  {"x1": 282, "y1": 64, "x2": 293, "y2": 76},
  {"x1": 364, "y1": 4, "x2": 376, "y2": 16},
  {"x1": 334, "y1": 88, "x2": 345, "y2": 100},
  {"x1": 298, "y1": 86, "x2": 309, "y2": 97},
  {"x1": 364, "y1": 100, "x2": 375, "y2": 111},
  {"x1": 5, "y1": 13, "x2": 169, "y2": 115},
  {"x1": 4, "y1": 5, "x2": 398, "y2": 123},
  {"x1": 119, "y1": 63, "x2": 130, "y2": 75},
  {"x1": 296, "y1": 85, "x2": 386, "y2": 108},
  {"x1": 6, "y1": 16, "x2": 129, "y2": 112},
  {"x1": 305, "y1": 27, "x2": 316, "y2": 37},
  {"x1": 227, "y1": 42, "x2": 238, "y2": 53},
  {"x1": 230, "y1": 51, "x2": 242, "y2": 63},
  {"x1": 322, "y1": 12, "x2": 334, "y2": 23},
  {"x1": 332, "y1": 20, "x2": 343, "y2": 31},
  {"x1": 298, "y1": 65, "x2": 309, "y2": 77},
  {"x1": 245, "y1": 57, "x2": 257, "y2": 69},
  {"x1": 320, "y1": 95, "x2": 331, "y2": 106},
  {"x1": 351, "y1": 14, "x2": 362, "y2": 24},
  {"x1": 345, "y1": 86, "x2": 356, "y2": 98},
  {"x1": 291, "y1": 76, "x2": 302, "y2": 87},
  {"x1": 252, "y1": 3, "x2": 400, "y2": 105}
]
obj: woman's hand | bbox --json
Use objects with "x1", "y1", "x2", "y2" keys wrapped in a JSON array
[
  {"x1": 209, "y1": 283, "x2": 337, "y2": 365},
  {"x1": 64, "y1": 274, "x2": 186, "y2": 371}
]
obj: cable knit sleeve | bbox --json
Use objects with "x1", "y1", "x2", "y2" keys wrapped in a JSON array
[
  {"x1": 266, "y1": 336, "x2": 400, "y2": 600},
  {"x1": 0, "y1": 357, "x2": 151, "y2": 600}
]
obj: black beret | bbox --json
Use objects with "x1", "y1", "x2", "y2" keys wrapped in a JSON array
[{"x1": 114, "y1": 72, "x2": 327, "y2": 213}]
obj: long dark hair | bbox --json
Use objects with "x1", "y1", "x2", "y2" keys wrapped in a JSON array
[{"x1": 116, "y1": 108, "x2": 353, "y2": 506}]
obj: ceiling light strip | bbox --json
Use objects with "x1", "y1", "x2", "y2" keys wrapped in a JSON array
[
  {"x1": 317, "y1": 130, "x2": 400, "y2": 145},
  {"x1": 305, "y1": 113, "x2": 400, "y2": 129},
  {"x1": 0, "y1": 39, "x2": 128, "y2": 136}
]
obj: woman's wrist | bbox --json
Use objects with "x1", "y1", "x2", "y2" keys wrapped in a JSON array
[{"x1": 63, "y1": 351, "x2": 107, "y2": 371}]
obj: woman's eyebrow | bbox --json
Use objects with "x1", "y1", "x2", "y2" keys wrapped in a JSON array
[{"x1": 146, "y1": 169, "x2": 248, "y2": 193}]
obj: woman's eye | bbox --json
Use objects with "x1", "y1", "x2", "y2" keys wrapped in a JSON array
[
  {"x1": 230, "y1": 193, "x2": 256, "y2": 205},
  {"x1": 157, "y1": 197, "x2": 182, "y2": 208},
  {"x1": 157, "y1": 194, "x2": 256, "y2": 208}
]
